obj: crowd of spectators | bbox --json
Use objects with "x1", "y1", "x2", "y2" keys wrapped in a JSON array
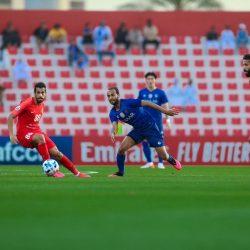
[{"x1": 205, "y1": 23, "x2": 249, "y2": 51}]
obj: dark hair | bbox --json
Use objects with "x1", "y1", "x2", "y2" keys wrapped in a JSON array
[
  {"x1": 34, "y1": 82, "x2": 46, "y2": 93},
  {"x1": 243, "y1": 54, "x2": 250, "y2": 60},
  {"x1": 145, "y1": 72, "x2": 157, "y2": 79},
  {"x1": 108, "y1": 86, "x2": 119, "y2": 95}
]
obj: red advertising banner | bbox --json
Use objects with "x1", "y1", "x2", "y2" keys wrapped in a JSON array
[{"x1": 73, "y1": 136, "x2": 250, "y2": 165}]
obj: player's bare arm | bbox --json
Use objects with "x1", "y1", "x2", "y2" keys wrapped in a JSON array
[
  {"x1": 7, "y1": 113, "x2": 18, "y2": 144},
  {"x1": 141, "y1": 100, "x2": 179, "y2": 116},
  {"x1": 111, "y1": 121, "x2": 118, "y2": 142},
  {"x1": 162, "y1": 102, "x2": 171, "y2": 129}
]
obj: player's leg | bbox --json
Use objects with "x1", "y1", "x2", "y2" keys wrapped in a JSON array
[
  {"x1": 32, "y1": 133, "x2": 50, "y2": 161},
  {"x1": 157, "y1": 131, "x2": 165, "y2": 169},
  {"x1": 46, "y1": 136, "x2": 90, "y2": 178},
  {"x1": 109, "y1": 135, "x2": 137, "y2": 177},
  {"x1": 154, "y1": 146, "x2": 182, "y2": 170},
  {"x1": 141, "y1": 140, "x2": 155, "y2": 168},
  {"x1": 145, "y1": 123, "x2": 182, "y2": 170}
]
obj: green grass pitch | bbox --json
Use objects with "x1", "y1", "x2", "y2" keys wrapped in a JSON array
[{"x1": 1, "y1": 165, "x2": 250, "y2": 250}]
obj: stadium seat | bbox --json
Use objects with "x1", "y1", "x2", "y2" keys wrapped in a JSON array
[
  {"x1": 212, "y1": 82, "x2": 222, "y2": 90},
  {"x1": 149, "y1": 60, "x2": 158, "y2": 67},
  {"x1": 57, "y1": 117, "x2": 67, "y2": 124},
  {"x1": 226, "y1": 71, "x2": 236, "y2": 78},
  {"x1": 69, "y1": 106, "x2": 79, "y2": 112},
  {"x1": 58, "y1": 59, "x2": 68, "y2": 67},
  {"x1": 45, "y1": 71, "x2": 55, "y2": 78},
  {"x1": 98, "y1": 106, "x2": 108, "y2": 113},
  {"x1": 210, "y1": 60, "x2": 219, "y2": 67},
  {"x1": 123, "y1": 82, "x2": 132, "y2": 90},
  {"x1": 63, "y1": 82, "x2": 73, "y2": 89},
  {"x1": 31, "y1": 70, "x2": 40, "y2": 78},
  {"x1": 95, "y1": 94, "x2": 105, "y2": 101},
  {"x1": 194, "y1": 60, "x2": 204, "y2": 67},
  {"x1": 214, "y1": 94, "x2": 224, "y2": 101},
  {"x1": 203, "y1": 118, "x2": 212, "y2": 125},
  {"x1": 102, "y1": 59, "x2": 113, "y2": 67},
  {"x1": 105, "y1": 71, "x2": 115, "y2": 78},
  {"x1": 78, "y1": 82, "x2": 88, "y2": 89},
  {"x1": 217, "y1": 118, "x2": 226, "y2": 125},
  {"x1": 116, "y1": 47, "x2": 126, "y2": 55},
  {"x1": 48, "y1": 82, "x2": 58, "y2": 89},
  {"x1": 174, "y1": 117, "x2": 183, "y2": 125},
  {"x1": 208, "y1": 49, "x2": 219, "y2": 55},
  {"x1": 133, "y1": 60, "x2": 143, "y2": 67},
  {"x1": 225, "y1": 60, "x2": 235, "y2": 67},
  {"x1": 90, "y1": 59, "x2": 98, "y2": 67},
  {"x1": 60, "y1": 129, "x2": 70, "y2": 136},
  {"x1": 196, "y1": 71, "x2": 206, "y2": 78},
  {"x1": 6, "y1": 93, "x2": 16, "y2": 101},
  {"x1": 215, "y1": 106, "x2": 225, "y2": 113},
  {"x1": 118, "y1": 59, "x2": 128, "y2": 67},
  {"x1": 93, "y1": 82, "x2": 102, "y2": 89},
  {"x1": 229, "y1": 94, "x2": 238, "y2": 102},
  {"x1": 223, "y1": 49, "x2": 234, "y2": 55},
  {"x1": 179, "y1": 60, "x2": 189, "y2": 67},
  {"x1": 230, "y1": 106, "x2": 240, "y2": 113},
  {"x1": 54, "y1": 106, "x2": 64, "y2": 113},
  {"x1": 177, "y1": 49, "x2": 187, "y2": 55},
  {"x1": 23, "y1": 47, "x2": 33, "y2": 55},
  {"x1": 131, "y1": 47, "x2": 141, "y2": 55},
  {"x1": 60, "y1": 71, "x2": 70, "y2": 78},
  {"x1": 43, "y1": 117, "x2": 53, "y2": 124},
  {"x1": 27, "y1": 59, "x2": 36, "y2": 66},
  {"x1": 120, "y1": 71, "x2": 130, "y2": 78},
  {"x1": 42, "y1": 59, "x2": 52, "y2": 66},
  {"x1": 83, "y1": 106, "x2": 93, "y2": 113},
  {"x1": 185, "y1": 106, "x2": 197, "y2": 113},
  {"x1": 39, "y1": 47, "x2": 49, "y2": 55},
  {"x1": 75, "y1": 129, "x2": 85, "y2": 136},
  {"x1": 86, "y1": 117, "x2": 96, "y2": 124},
  {"x1": 145, "y1": 48, "x2": 157, "y2": 55},
  {"x1": 81, "y1": 94, "x2": 90, "y2": 101},
  {"x1": 188, "y1": 118, "x2": 198, "y2": 125},
  {"x1": 227, "y1": 83, "x2": 237, "y2": 90},
  {"x1": 199, "y1": 94, "x2": 209, "y2": 102},
  {"x1": 231, "y1": 118, "x2": 241, "y2": 125},
  {"x1": 162, "y1": 48, "x2": 172, "y2": 55},
  {"x1": 197, "y1": 83, "x2": 207, "y2": 90},
  {"x1": 8, "y1": 46, "x2": 18, "y2": 55},
  {"x1": 54, "y1": 48, "x2": 65, "y2": 55},
  {"x1": 72, "y1": 117, "x2": 81, "y2": 124},
  {"x1": 164, "y1": 60, "x2": 174, "y2": 67},
  {"x1": 192, "y1": 49, "x2": 203, "y2": 55},
  {"x1": 75, "y1": 70, "x2": 85, "y2": 78},
  {"x1": 46, "y1": 129, "x2": 56, "y2": 136},
  {"x1": 100, "y1": 118, "x2": 110, "y2": 124},
  {"x1": 0, "y1": 70, "x2": 9, "y2": 78},
  {"x1": 51, "y1": 94, "x2": 61, "y2": 101},
  {"x1": 90, "y1": 71, "x2": 100, "y2": 78}
]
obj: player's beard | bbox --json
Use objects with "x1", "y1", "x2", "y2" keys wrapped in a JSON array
[
  {"x1": 244, "y1": 69, "x2": 250, "y2": 77},
  {"x1": 36, "y1": 98, "x2": 44, "y2": 104}
]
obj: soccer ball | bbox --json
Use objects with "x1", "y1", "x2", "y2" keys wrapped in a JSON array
[{"x1": 42, "y1": 159, "x2": 60, "y2": 176}]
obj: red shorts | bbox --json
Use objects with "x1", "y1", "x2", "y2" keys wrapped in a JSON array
[{"x1": 17, "y1": 131, "x2": 56, "y2": 150}]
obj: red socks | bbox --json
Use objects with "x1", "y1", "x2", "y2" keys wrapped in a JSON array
[
  {"x1": 37, "y1": 143, "x2": 50, "y2": 161},
  {"x1": 60, "y1": 155, "x2": 79, "y2": 175}
]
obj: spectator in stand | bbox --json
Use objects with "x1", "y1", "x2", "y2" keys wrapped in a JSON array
[
  {"x1": 93, "y1": 21, "x2": 114, "y2": 63},
  {"x1": 33, "y1": 21, "x2": 49, "y2": 48},
  {"x1": 236, "y1": 23, "x2": 249, "y2": 49},
  {"x1": 48, "y1": 23, "x2": 67, "y2": 44},
  {"x1": 127, "y1": 25, "x2": 143, "y2": 48},
  {"x1": 182, "y1": 79, "x2": 199, "y2": 106},
  {"x1": 0, "y1": 22, "x2": 21, "y2": 60},
  {"x1": 166, "y1": 79, "x2": 184, "y2": 106},
  {"x1": 115, "y1": 22, "x2": 130, "y2": 50},
  {"x1": 82, "y1": 22, "x2": 93, "y2": 45},
  {"x1": 68, "y1": 38, "x2": 88, "y2": 69},
  {"x1": 142, "y1": 19, "x2": 160, "y2": 53},
  {"x1": 220, "y1": 25, "x2": 236, "y2": 50},
  {"x1": 205, "y1": 26, "x2": 220, "y2": 49},
  {"x1": 0, "y1": 85, "x2": 5, "y2": 106},
  {"x1": 13, "y1": 58, "x2": 31, "y2": 83}
]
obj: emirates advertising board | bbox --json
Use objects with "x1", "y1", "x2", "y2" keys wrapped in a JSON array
[{"x1": 73, "y1": 136, "x2": 250, "y2": 166}]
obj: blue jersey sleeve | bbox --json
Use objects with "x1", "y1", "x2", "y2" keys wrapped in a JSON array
[
  {"x1": 109, "y1": 110, "x2": 118, "y2": 123},
  {"x1": 138, "y1": 90, "x2": 143, "y2": 100},
  {"x1": 161, "y1": 91, "x2": 169, "y2": 105}
]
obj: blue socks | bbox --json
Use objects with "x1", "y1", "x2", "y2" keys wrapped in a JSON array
[
  {"x1": 116, "y1": 154, "x2": 125, "y2": 175},
  {"x1": 142, "y1": 141, "x2": 152, "y2": 162}
]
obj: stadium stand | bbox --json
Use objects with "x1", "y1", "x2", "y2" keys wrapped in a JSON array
[{"x1": 0, "y1": 35, "x2": 249, "y2": 137}]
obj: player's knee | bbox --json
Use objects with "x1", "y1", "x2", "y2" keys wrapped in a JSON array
[
  {"x1": 51, "y1": 150, "x2": 62, "y2": 160},
  {"x1": 118, "y1": 147, "x2": 126, "y2": 155},
  {"x1": 33, "y1": 134, "x2": 45, "y2": 144}
]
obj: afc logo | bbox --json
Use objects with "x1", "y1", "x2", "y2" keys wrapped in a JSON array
[{"x1": 34, "y1": 114, "x2": 42, "y2": 122}]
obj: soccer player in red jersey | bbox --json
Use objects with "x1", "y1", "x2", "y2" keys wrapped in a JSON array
[{"x1": 7, "y1": 82, "x2": 90, "y2": 178}]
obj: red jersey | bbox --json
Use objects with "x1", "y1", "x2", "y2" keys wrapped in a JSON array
[{"x1": 11, "y1": 97, "x2": 44, "y2": 135}]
